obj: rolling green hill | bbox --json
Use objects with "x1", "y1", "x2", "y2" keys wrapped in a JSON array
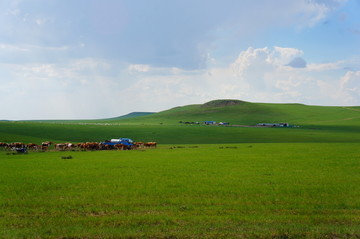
[
  {"x1": 1, "y1": 99, "x2": 360, "y2": 144},
  {"x1": 105, "y1": 99, "x2": 360, "y2": 127}
]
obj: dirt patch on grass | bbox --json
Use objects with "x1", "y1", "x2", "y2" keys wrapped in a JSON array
[{"x1": 201, "y1": 99, "x2": 246, "y2": 108}]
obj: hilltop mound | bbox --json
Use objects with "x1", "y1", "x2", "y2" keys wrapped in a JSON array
[{"x1": 201, "y1": 99, "x2": 246, "y2": 108}]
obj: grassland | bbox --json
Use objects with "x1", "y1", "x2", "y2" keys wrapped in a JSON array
[
  {"x1": 1, "y1": 143, "x2": 360, "y2": 238},
  {"x1": 2, "y1": 120, "x2": 360, "y2": 145},
  {"x1": 1, "y1": 100, "x2": 360, "y2": 238},
  {"x1": 2, "y1": 100, "x2": 360, "y2": 145}
]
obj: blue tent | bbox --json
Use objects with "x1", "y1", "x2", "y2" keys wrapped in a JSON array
[{"x1": 102, "y1": 138, "x2": 134, "y2": 146}]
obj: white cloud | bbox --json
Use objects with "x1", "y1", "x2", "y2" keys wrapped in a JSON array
[
  {"x1": 307, "y1": 61, "x2": 344, "y2": 71},
  {"x1": 128, "y1": 64, "x2": 151, "y2": 73},
  {"x1": 0, "y1": 43, "x2": 29, "y2": 52},
  {"x1": 2, "y1": 0, "x2": 347, "y2": 70},
  {"x1": 293, "y1": 0, "x2": 348, "y2": 27},
  {"x1": 0, "y1": 58, "x2": 125, "y2": 119},
  {"x1": 270, "y1": 47, "x2": 304, "y2": 66},
  {"x1": 1, "y1": 46, "x2": 359, "y2": 120},
  {"x1": 0, "y1": 43, "x2": 68, "y2": 53},
  {"x1": 226, "y1": 46, "x2": 358, "y2": 105},
  {"x1": 339, "y1": 71, "x2": 360, "y2": 104}
]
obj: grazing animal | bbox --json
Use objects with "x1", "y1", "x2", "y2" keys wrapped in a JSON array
[
  {"x1": 41, "y1": 141, "x2": 53, "y2": 151},
  {"x1": 8, "y1": 142, "x2": 25, "y2": 151},
  {"x1": 133, "y1": 142, "x2": 144, "y2": 149},
  {"x1": 65, "y1": 143, "x2": 75, "y2": 150},
  {"x1": 55, "y1": 143, "x2": 67, "y2": 151},
  {"x1": 10, "y1": 142, "x2": 25, "y2": 148},
  {"x1": 84, "y1": 142, "x2": 100, "y2": 150},
  {"x1": 114, "y1": 144, "x2": 127, "y2": 150},
  {"x1": 144, "y1": 142, "x2": 157, "y2": 148},
  {"x1": 76, "y1": 143, "x2": 86, "y2": 150},
  {"x1": 98, "y1": 143, "x2": 110, "y2": 150},
  {"x1": 0, "y1": 142, "x2": 8, "y2": 149},
  {"x1": 27, "y1": 143, "x2": 39, "y2": 151}
]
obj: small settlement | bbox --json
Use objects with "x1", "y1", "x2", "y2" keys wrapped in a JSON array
[
  {"x1": 179, "y1": 121, "x2": 291, "y2": 127},
  {"x1": 179, "y1": 121, "x2": 230, "y2": 126},
  {"x1": 256, "y1": 123, "x2": 289, "y2": 127}
]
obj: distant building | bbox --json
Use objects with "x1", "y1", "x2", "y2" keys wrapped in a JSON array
[
  {"x1": 204, "y1": 121, "x2": 217, "y2": 125},
  {"x1": 219, "y1": 122, "x2": 229, "y2": 125},
  {"x1": 257, "y1": 123, "x2": 289, "y2": 127}
]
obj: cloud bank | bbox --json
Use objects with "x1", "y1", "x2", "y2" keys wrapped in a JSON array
[
  {"x1": 0, "y1": 0, "x2": 349, "y2": 69},
  {"x1": 0, "y1": 0, "x2": 359, "y2": 120},
  {"x1": 1, "y1": 46, "x2": 357, "y2": 120}
]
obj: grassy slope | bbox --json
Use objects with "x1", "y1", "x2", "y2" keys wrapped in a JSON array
[
  {"x1": 104, "y1": 100, "x2": 360, "y2": 127},
  {"x1": 1, "y1": 100, "x2": 360, "y2": 144},
  {"x1": 1, "y1": 143, "x2": 360, "y2": 238}
]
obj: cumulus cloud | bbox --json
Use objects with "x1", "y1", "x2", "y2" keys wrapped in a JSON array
[
  {"x1": 226, "y1": 46, "x2": 359, "y2": 105},
  {"x1": 125, "y1": 46, "x2": 342, "y2": 109},
  {"x1": 1, "y1": 45, "x2": 359, "y2": 120},
  {"x1": 231, "y1": 46, "x2": 305, "y2": 72},
  {"x1": 230, "y1": 47, "x2": 308, "y2": 93},
  {"x1": 339, "y1": 71, "x2": 360, "y2": 104}
]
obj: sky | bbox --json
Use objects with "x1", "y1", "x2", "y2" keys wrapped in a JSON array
[{"x1": 0, "y1": 0, "x2": 360, "y2": 120}]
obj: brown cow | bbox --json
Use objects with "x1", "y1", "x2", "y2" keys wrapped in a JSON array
[
  {"x1": 144, "y1": 142, "x2": 157, "y2": 148},
  {"x1": 99, "y1": 143, "x2": 113, "y2": 150},
  {"x1": 114, "y1": 144, "x2": 124, "y2": 150},
  {"x1": 41, "y1": 141, "x2": 53, "y2": 151},
  {"x1": 27, "y1": 143, "x2": 39, "y2": 151},
  {"x1": 0, "y1": 142, "x2": 8, "y2": 149},
  {"x1": 8, "y1": 142, "x2": 25, "y2": 149},
  {"x1": 75, "y1": 143, "x2": 86, "y2": 150},
  {"x1": 133, "y1": 142, "x2": 144, "y2": 149},
  {"x1": 55, "y1": 143, "x2": 67, "y2": 151},
  {"x1": 65, "y1": 143, "x2": 75, "y2": 150},
  {"x1": 84, "y1": 142, "x2": 100, "y2": 150},
  {"x1": 115, "y1": 143, "x2": 131, "y2": 150}
]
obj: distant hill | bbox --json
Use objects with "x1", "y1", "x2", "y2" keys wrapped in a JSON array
[
  {"x1": 2, "y1": 99, "x2": 360, "y2": 144},
  {"x1": 8, "y1": 99, "x2": 360, "y2": 128},
  {"x1": 110, "y1": 99, "x2": 360, "y2": 127},
  {"x1": 105, "y1": 112, "x2": 155, "y2": 120}
]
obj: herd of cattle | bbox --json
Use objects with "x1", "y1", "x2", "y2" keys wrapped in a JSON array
[{"x1": 0, "y1": 141, "x2": 157, "y2": 152}]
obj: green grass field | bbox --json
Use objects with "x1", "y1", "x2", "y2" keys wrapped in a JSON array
[
  {"x1": 1, "y1": 100, "x2": 360, "y2": 238},
  {"x1": 1, "y1": 143, "x2": 360, "y2": 238},
  {"x1": 1, "y1": 120, "x2": 360, "y2": 145}
]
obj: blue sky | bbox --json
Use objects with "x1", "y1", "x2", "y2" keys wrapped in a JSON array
[{"x1": 0, "y1": 0, "x2": 359, "y2": 120}]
